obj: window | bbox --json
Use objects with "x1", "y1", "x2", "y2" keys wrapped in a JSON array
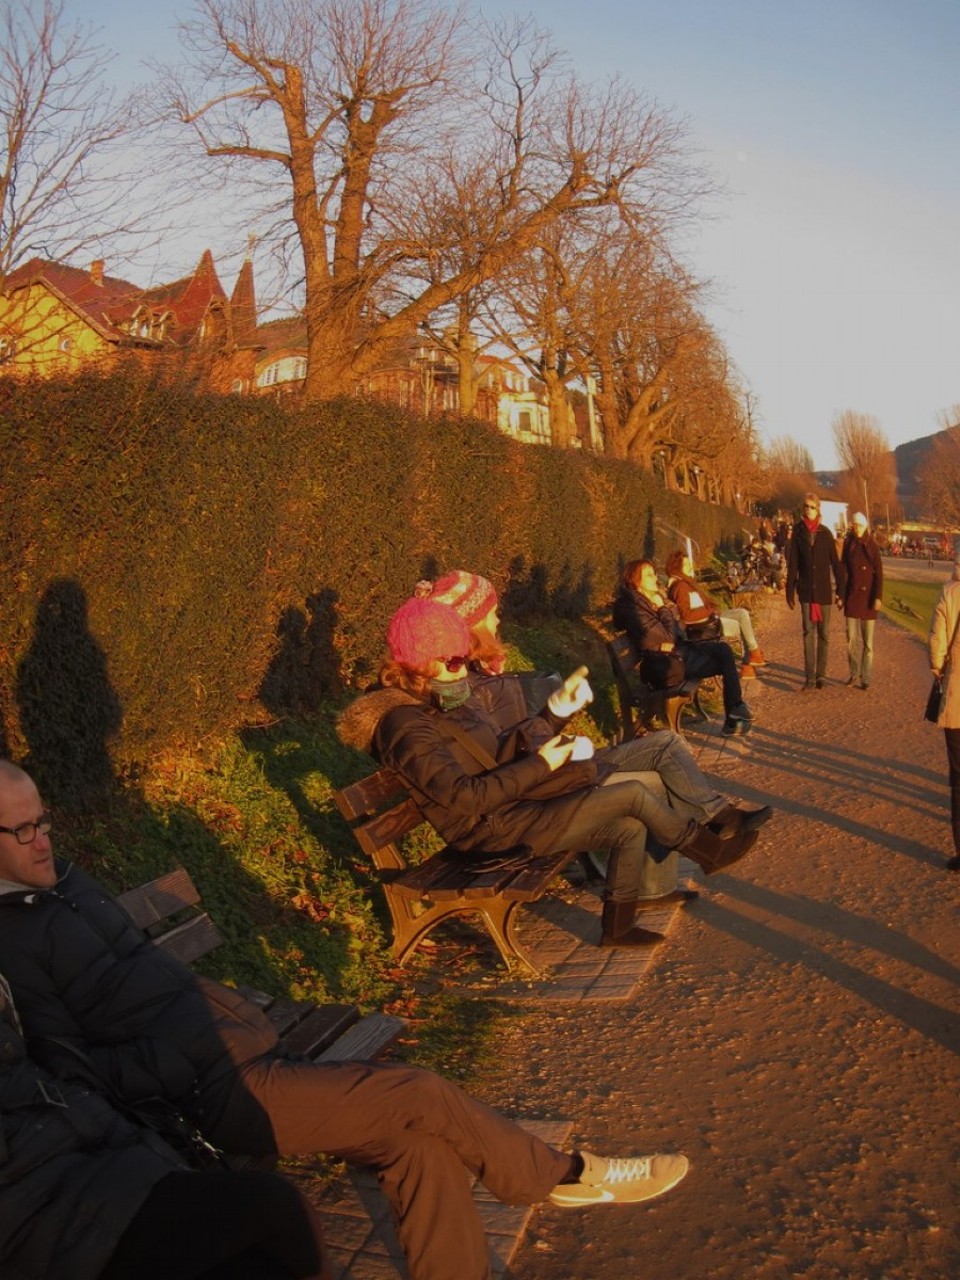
[{"x1": 256, "y1": 355, "x2": 307, "y2": 388}]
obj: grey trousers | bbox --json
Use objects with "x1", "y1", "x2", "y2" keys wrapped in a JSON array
[
  {"x1": 800, "y1": 601, "x2": 832, "y2": 680},
  {"x1": 544, "y1": 731, "x2": 727, "y2": 902},
  {"x1": 845, "y1": 616, "x2": 875, "y2": 685}
]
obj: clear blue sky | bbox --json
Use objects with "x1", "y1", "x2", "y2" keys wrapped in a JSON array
[{"x1": 81, "y1": 0, "x2": 960, "y2": 468}]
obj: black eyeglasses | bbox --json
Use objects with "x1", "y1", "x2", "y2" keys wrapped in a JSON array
[
  {"x1": 443, "y1": 656, "x2": 469, "y2": 673},
  {"x1": 0, "y1": 811, "x2": 52, "y2": 845},
  {"x1": 803, "y1": 504, "x2": 818, "y2": 511}
]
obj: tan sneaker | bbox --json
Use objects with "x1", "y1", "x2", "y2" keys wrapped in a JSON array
[
  {"x1": 740, "y1": 662, "x2": 757, "y2": 679},
  {"x1": 549, "y1": 1151, "x2": 689, "y2": 1207},
  {"x1": 748, "y1": 648, "x2": 766, "y2": 666}
]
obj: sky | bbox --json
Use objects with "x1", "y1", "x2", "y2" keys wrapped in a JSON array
[{"x1": 79, "y1": 0, "x2": 960, "y2": 469}]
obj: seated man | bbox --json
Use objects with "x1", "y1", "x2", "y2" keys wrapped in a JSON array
[
  {"x1": 0, "y1": 760, "x2": 689, "y2": 1280},
  {"x1": 0, "y1": 970, "x2": 331, "y2": 1280},
  {"x1": 665, "y1": 549, "x2": 766, "y2": 678}
]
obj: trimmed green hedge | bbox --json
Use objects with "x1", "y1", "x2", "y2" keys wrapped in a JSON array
[{"x1": 0, "y1": 368, "x2": 744, "y2": 802}]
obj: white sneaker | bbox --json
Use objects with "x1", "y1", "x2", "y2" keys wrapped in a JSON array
[{"x1": 548, "y1": 1150, "x2": 689, "y2": 1207}]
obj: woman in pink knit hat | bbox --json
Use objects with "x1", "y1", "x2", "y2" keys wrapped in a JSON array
[
  {"x1": 416, "y1": 569, "x2": 507, "y2": 674},
  {"x1": 338, "y1": 597, "x2": 762, "y2": 948}
]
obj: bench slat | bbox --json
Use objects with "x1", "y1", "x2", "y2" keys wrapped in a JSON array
[
  {"x1": 316, "y1": 1013, "x2": 406, "y2": 1063},
  {"x1": 335, "y1": 768, "x2": 406, "y2": 821},
  {"x1": 352, "y1": 797, "x2": 425, "y2": 857},
  {"x1": 500, "y1": 850, "x2": 579, "y2": 903},
  {"x1": 282, "y1": 1004, "x2": 360, "y2": 1057},
  {"x1": 118, "y1": 867, "x2": 201, "y2": 930},
  {"x1": 151, "y1": 913, "x2": 223, "y2": 966}
]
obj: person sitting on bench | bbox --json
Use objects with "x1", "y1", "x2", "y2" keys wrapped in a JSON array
[
  {"x1": 0, "y1": 969, "x2": 331, "y2": 1280},
  {"x1": 664, "y1": 549, "x2": 766, "y2": 679},
  {"x1": 346, "y1": 598, "x2": 761, "y2": 951},
  {"x1": 613, "y1": 559, "x2": 753, "y2": 738},
  {"x1": 0, "y1": 760, "x2": 691, "y2": 1280}
]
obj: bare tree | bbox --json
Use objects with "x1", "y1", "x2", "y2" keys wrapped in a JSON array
[
  {"x1": 762, "y1": 435, "x2": 816, "y2": 512},
  {"x1": 917, "y1": 409, "x2": 960, "y2": 529},
  {"x1": 832, "y1": 410, "x2": 897, "y2": 521},
  {"x1": 165, "y1": 0, "x2": 698, "y2": 400},
  {"x1": 0, "y1": 0, "x2": 138, "y2": 282}
]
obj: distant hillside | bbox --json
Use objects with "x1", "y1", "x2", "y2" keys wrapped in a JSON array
[{"x1": 815, "y1": 429, "x2": 952, "y2": 521}]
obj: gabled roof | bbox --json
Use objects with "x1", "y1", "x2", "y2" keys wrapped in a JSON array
[{"x1": 2, "y1": 251, "x2": 231, "y2": 348}]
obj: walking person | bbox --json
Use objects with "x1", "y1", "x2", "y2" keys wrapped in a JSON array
[
  {"x1": 785, "y1": 493, "x2": 845, "y2": 690},
  {"x1": 929, "y1": 537, "x2": 960, "y2": 872},
  {"x1": 841, "y1": 512, "x2": 883, "y2": 690}
]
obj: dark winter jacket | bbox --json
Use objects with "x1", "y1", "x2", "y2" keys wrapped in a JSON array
[
  {"x1": 786, "y1": 520, "x2": 845, "y2": 607},
  {"x1": 612, "y1": 584, "x2": 681, "y2": 653},
  {"x1": 0, "y1": 979, "x2": 181, "y2": 1280},
  {"x1": 339, "y1": 684, "x2": 601, "y2": 858},
  {"x1": 841, "y1": 531, "x2": 883, "y2": 620},
  {"x1": 0, "y1": 863, "x2": 281, "y2": 1150}
]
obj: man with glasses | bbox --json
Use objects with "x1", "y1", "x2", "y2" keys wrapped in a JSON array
[
  {"x1": 786, "y1": 492, "x2": 845, "y2": 691},
  {"x1": 0, "y1": 759, "x2": 691, "y2": 1280}
]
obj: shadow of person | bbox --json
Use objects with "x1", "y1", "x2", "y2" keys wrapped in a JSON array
[
  {"x1": 16, "y1": 578, "x2": 121, "y2": 814},
  {"x1": 259, "y1": 590, "x2": 344, "y2": 716}
]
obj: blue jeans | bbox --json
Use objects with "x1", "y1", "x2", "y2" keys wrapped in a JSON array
[
  {"x1": 845, "y1": 617, "x2": 875, "y2": 686},
  {"x1": 800, "y1": 602, "x2": 831, "y2": 681}
]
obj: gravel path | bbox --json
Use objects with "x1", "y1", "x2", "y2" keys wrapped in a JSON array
[{"x1": 484, "y1": 593, "x2": 960, "y2": 1280}]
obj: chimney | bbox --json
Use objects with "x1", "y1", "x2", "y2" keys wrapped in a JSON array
[{"x1": 90, "y1": 260, "x2": 104, "y2": 286}]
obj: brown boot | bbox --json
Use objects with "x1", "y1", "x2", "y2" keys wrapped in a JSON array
[
  {"x1": 677, "y1": 822, "x2": 759, "y2": 875},
  {"x1": 599, "y1": 900, "x2": 666, "y2": 948}
]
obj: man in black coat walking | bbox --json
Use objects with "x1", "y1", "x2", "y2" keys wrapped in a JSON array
[{"x1": 786, "y1": 492, "x2": 846, "y2": 690}]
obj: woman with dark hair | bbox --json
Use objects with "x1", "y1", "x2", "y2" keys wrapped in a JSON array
[
  {"x1": 340, "y1": 598, "x2": 760, "y2": 949},
  {"x1": 613, "y1": 559, "x2": 753, "y2": 737}
]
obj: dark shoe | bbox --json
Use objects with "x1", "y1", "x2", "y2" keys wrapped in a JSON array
[
  {"x1": 722, "y1": 716, "x2": 751, "y2": 737},
  {"x1": 634, "y1": 889, "x2": 700, "y2": 912},
  {"x1": 801, "y1": 680, "x2": 814, "y2": 692},
  {"x1": 860, "y1": 682, "x2": 869, "y2": 691},
  {"x1": 729, "y1": 701, "x2": 753, "y2": 720},
  {"x1": 845, "y1": 676, "x2": 857, "y2": 686},
  {"x1": 815, "y1": 678, "x2": 825, "y2": 689},
  {"x1": 599, "y1": 900, "x2": 666, "y2": 947},
  {"x1": 708, "y1": 804, "x2": 773, "y2": 839},
  {"x1": 947, "y1": 855, "x2": 960, "y2": 872},
  {"x1": 677, "y1": 822, "x2": 759, "y2": 875}
]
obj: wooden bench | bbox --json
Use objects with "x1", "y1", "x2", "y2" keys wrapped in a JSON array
[
  {"x1": 606, "y1": 632, "x2": 708, "y2": 740},
  {"x1": 117, "y1": 867, "x2": 405, "y2": 1065},
  {"x1": 335, "y1": 769, "x2": 579, "y2": 973}
]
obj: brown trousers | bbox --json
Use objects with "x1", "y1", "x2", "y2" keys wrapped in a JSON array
[{"x1": 203, "y1": 1059, "x2": 571, "y2": 1280}]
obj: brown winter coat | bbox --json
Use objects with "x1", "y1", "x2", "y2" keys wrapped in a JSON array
[{"x1": 841, "y1": 531, "x2": 883, "y2": 620}]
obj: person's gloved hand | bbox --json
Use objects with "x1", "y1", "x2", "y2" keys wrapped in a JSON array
[
  {"x1": 570, "y1": 735, "x2": 595, "y2": 761},
  {"x1": 548, "y1": 665, "x2": 594, "y2": 718}
]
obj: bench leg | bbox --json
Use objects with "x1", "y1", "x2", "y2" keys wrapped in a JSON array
[
  {"x1": 386, "y1": 889, "x2": 541, "y2": 973},
  {"x1": 664, "y1": 694, "x2": 693, "y2": 734}
]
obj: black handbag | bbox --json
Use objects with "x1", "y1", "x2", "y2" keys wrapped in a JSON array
[
  {"x1": 924, "y1": 677, "x2": 942, "y2": 723},
  {"x1": 684, "y1": 614, "x2": 723, "y2": 643}
]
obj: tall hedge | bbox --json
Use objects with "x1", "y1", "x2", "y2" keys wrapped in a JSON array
[{"x1": 0, "y1": 369, "x2": 744, "y2": 800}]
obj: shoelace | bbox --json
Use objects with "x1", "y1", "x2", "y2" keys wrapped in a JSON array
[{"x1": 601, "y1": 1156, "x2": 652, "y2": 1183}]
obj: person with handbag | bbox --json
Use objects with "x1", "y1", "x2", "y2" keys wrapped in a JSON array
[
  {"x1": 928, "y1": 536, "x2": 960, "y2": 872},
  {"x1": 612, "y1": 559, "x2": 753, "y2": 737},
  {"x1": 0, "y1": 760, "x2": 697, "y2": 1279},
  {"x1": 355, "y1": 598, "x2": 760, "y2": 950},
  {"x1": 665, "y1": 549, "x2": 766, "y2": 679},
  {"x1": 0, "y1": 972, "x2": 331, "y2": 1280}
]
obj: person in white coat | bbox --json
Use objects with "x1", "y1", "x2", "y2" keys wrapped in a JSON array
[{"x1": 928, "y1": 537, "x2": 960, "y2": 871}]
